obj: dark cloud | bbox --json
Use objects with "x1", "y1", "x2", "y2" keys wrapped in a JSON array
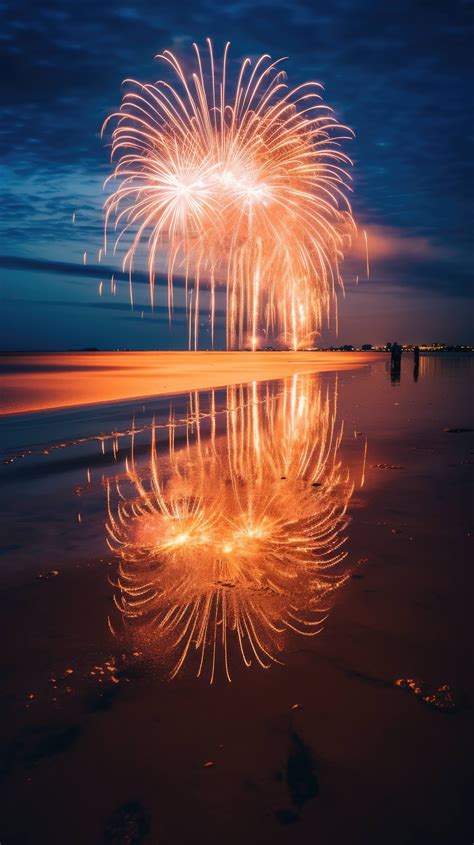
[
  {"x1": 4, "y1": 295, "x2": 226, "y2": 319},
  {"x1": 0, "y1": 254, "x2": 186, "y2": 287}
]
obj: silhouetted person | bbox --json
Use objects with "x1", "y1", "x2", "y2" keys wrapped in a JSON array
[
  {"x1": 389, "y1": 341, "x2": 402, "y2": 383},
  {"x1": 391, "y1": 342, "x2": 402, "y2": 365},
  {"x1": 413, "y1": 346, "x2": 420, "y2": 382}
]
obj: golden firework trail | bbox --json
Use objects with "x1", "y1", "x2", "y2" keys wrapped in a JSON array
[
  {"x1": 363, "y1": 229, "x2": 370, "y2": 279},
  {"x1": 106, "y1": 375, "x2": 354, "y2": 681},
  {"x1": 103, "y1": 41, "x2": 356, "y2": 350}
]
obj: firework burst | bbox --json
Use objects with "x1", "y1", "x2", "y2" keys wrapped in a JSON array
[
  {"x1": 106, "y1": 376, "x2": 354, "y2": 681},
  {"x1": 103, "y1": 41, "x2": 355, "y2": 349}
]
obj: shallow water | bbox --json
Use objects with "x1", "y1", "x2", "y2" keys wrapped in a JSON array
[{"x1": 0, "y1": 354, "x2": 473, "y2": 844}]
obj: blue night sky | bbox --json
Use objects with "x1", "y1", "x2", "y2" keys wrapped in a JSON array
[{"x1": 1, "y1": 0, "x2": 472, "y2": 349}]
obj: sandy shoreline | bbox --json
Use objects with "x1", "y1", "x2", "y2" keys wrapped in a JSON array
[{"x1": 0, "y1": 350, "x2": 384, "y2": 416}]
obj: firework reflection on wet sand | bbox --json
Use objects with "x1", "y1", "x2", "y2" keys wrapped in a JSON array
[{"x1": 106, "y1": 376, "x2": 354, "y2": 681}]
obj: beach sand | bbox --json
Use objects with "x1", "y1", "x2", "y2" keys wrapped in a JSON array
[
  {"x1": 0, "y1": 354, "x2": 472, "y2": 844},
  {"x1": 1, "y1": 350, "x2": 383, "y2": 415}
]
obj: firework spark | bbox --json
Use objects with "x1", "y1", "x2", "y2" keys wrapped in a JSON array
[
  {"x1": 106, "y1": 375, "x2": 354, "y2": 681},
  {"x1": 363, "y1": 229, "x2": 370, "y2": 279},
  {"x1": 103, "y1": 41, "x2": 355, "y2": 350}
]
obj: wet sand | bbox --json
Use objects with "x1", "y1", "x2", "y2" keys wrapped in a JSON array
[
  {"x1": 1, "y1": 350, "x2": 383, "y2": 415},
  {"x1": 0, "y1": 354, "x2": 473, "y2": 845}
]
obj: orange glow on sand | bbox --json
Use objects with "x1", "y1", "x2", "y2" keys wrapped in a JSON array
[{"x1": 1, "y1": 351, "x2": 383, "y2": 416}]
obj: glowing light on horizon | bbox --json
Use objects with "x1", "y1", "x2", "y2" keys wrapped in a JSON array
[
  {"x1": 103, "y1": 41, "x2": 356, "y2": 350},
  {"x1": 106, "y1": 376, "x2": 354, "y2": 681}
]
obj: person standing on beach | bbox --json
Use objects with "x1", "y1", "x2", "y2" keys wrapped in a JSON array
[
  {"x1": 413, "y1": 346, "x2": 420, "y2": 382},
  {"x1": 391, "y1": 342, "x2": 402, "y2": 365},
  {"x1": 390, "y1": 342, "x2": 402, "y2": 383}
]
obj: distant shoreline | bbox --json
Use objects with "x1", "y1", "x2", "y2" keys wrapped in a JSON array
[{"x1": 0, "y1": 347, "x2": 472, "y2": 356}]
